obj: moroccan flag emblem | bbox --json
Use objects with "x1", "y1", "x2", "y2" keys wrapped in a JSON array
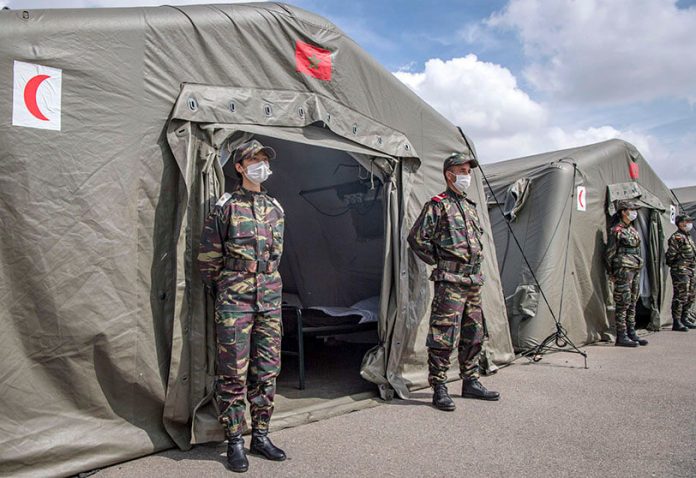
[{"x1": 295, "y1": 40, "x2": 332, "y2": 81}]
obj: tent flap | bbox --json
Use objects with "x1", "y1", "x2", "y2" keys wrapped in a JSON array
[{"x1": 607, "y1": 182, "x2": 666, "y2": 215}]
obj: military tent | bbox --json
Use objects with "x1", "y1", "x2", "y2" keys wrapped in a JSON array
[
  {"x1": 0, "y1": 3, "x2": 513, "y2": 477},
  {"x1": 484, "y1": 139, "x2": 677, "y2": 353}
]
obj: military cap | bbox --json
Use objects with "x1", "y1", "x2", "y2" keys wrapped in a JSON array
[
  {"x1": 616, "y1": 199, "x2": 641, "y2": 211},
  {"x1": 443, "y1": 152, "x2": 479, "y2": 172},
  {"x1": 676, "y1": 213, "x2": 694, "y2": 224},
  {"x1": 233, "y1": 139, "x2": 276, "y2": 164}
]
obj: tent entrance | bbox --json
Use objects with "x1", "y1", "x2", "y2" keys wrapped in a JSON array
[
  {"x1": 184, "y1": 126, "x2": 396, "y2": 442},
  {"x1": 633, "y1": 208, "x2": 664, "y2": 329},
  {"x1": 221, "y1": 133, "x2": 385, "y2": 403},
  {"x1": 607, "y1": 182, "x2": 666, "y2": 331}
]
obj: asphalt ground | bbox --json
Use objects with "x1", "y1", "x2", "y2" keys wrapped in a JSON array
[{"x1": 98, "y1": 330, "x2": 696, "y2": 477}]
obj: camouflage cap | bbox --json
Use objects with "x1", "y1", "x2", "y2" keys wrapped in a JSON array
[
  {"x1": 676, "y1": 214, "x2": 694, "y2": 224},
  {"x1": 616, "y1": 199, "x2": 642, "y2": 211},
  {"x1": 443, "y1": 152, "x2": 479, "y2": 172},
  {"x1": 232, "y1": 139, "x2": 277, "y2": 164}
]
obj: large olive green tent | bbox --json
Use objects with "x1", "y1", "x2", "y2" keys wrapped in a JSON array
[
  {"x1": 484, "y1": 140, "x2": 676, "y2": 352},
  {"x1": 0, "y1": 3, "x2": 513, "y2": 477}
]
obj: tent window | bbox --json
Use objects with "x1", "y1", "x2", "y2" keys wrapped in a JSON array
[{"x1": 503, "y1": 177, "x2": 531, "y2": 221}]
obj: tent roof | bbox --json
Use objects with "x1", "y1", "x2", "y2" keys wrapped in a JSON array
[
  {"x1": 0, "y1": 2, "x2": 472, "y2": 165},
  {"x1": 484, "y1": 139, "x2": 641, "y2": 179},
  {"x1": 673, "y1": 186, "x2": 696, "y2": 205}
]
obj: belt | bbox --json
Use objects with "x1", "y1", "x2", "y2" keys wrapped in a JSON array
[
  {"x1": 224, "y1": 257, "x2": 278, "y2": 274},
  {"x1": 618, "y1": 247, "x2": 640, "y2": 255},
  {"x1": 436, "y1": 260, "x2": 480, "y2": 275}
]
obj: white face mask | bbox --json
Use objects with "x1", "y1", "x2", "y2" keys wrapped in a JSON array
[
  {"x1": 245, "y1": 160, "x2": 272, "y2": 184},
  {"x1": 453, "y1": 174, "x2": 472, "y2": 191},
  {"x1": 627, "y1": 210, "x2": 638, "y2": 222},
  {"x1": 686, "y1": 223, "x2": 693, "y2": 232}
]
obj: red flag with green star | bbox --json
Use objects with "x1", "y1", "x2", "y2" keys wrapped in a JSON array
[{"x1": 295, "y1": 40, "x2": 332, "y2": 81}]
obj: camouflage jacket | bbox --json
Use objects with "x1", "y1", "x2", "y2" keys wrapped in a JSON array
[
  {"x1": 197, "y1": 187, "x2": 285, "y2": 312},
  {"x1": 407, "y1": 188, "x2": 484, "y2": 285},
  {"x1": 666, "y1": 230, "x2": 696, "y2": 270},
  {"x1": 606, "y1": 221, "x2": 643, "y2": 271}
]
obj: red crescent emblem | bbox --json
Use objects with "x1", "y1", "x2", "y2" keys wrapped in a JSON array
[
  {"x1": 24, "y1": 74, "x2": 51, "y2": 121},
  {"x1": 578, "y1": 189, "x2": 585, "y2": 208}
]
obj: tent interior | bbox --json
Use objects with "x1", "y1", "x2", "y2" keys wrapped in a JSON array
[{"x1": 215, "y1": 131, "x2": 386, "y2": 416}]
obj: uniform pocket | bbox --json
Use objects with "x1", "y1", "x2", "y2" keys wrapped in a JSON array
[{"x1": 427, "y1": 317, "x2": 459, "y2": 349}]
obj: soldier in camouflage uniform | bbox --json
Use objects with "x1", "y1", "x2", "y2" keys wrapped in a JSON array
[
  {"x1": 408, "y1": 152, "x2": 500, "y2": 412},
  {"x1": 666, "y1": 214, "x2": 696, "y2": 331},
  {"x1": 198, "y1": 139, "x2": 286, "y2": 473},
  {"x1": 606, "y1": 199, "x2": 648, "y2": 347}
]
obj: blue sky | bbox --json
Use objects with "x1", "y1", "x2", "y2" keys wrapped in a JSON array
[{"x1": 3, "y1": 0, "x2": 695, "y2": 186}]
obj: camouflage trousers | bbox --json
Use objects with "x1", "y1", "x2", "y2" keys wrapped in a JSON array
[
  {"x1": 215, "y1": 308, "x2": 282, "y2": 436},
  {"x1": 427, "y1": 281, "x2": 484, "y2": 386},
  {"x1": 612, "y1": 267, "x2": 640, "y2": 333},
  {"x1": 670, "y1": 268, "x2": 696, "y2": 322}
]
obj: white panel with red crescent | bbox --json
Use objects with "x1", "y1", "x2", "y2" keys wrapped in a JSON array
[
  {"x1": 12, "y1": 61, "x2": 62, "y2": 131},
  {"x1": 576, "y1": 186, "x2": 587, "y2": 212}
]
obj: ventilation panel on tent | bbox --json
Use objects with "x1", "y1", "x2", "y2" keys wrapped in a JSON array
[{"x1": 502, "y1": 177, "x2": 531, "y2": 221}]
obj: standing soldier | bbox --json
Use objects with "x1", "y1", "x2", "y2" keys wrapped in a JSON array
[
  {"x1": 198, "y1": 139, "x2": 286, "y2": 473},
  {"x1": 408, "y1": 152, "x2": 500, "y2": 412},
  {"x1": 606, "y1": 200, "x2": 648, "y2": 347},
  {"x1": 666, "y1": 214, "x2": 696, "y2": 331}
]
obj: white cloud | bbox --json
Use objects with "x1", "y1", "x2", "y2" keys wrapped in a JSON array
[
  {"x1": 394, "y1": 55, "x2": 547, "y2": 136},
  {"x1": 391, "y1": 54, "x2": 696, "y2": 187},
  {"x1": 488, "y1": 0, "x2": 696, "y2": 105}
]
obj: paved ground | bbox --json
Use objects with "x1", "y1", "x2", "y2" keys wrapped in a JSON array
[{"x1": 98, "y1": 330, "x2": 696, "y2": 477}]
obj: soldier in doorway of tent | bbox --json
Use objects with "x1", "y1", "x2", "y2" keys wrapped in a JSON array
[
  {"x1": 606, "y1": 199, "x2": 649, "y2": 347},
  {"x1": 198, "y1": 139, "x2": 286, "y2": 473},
  {"x1": 666, "y1": 214, "x2": 696, "y2": 331},
  {"x1": 407, "y1": 152, "x2": 500, "y2": 412}
]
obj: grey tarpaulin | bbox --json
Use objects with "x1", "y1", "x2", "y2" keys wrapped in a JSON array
[
  {"x1": 485, "y1": 139, "x2": 676, "y2": 352},
  {"x1": 0, "y1": 3, "x2": 513, "y2": 477}
]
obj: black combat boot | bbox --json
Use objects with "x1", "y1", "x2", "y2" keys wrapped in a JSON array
[
  {"x1": 461, "y1": 378, "x2": 500, "y2": 401},
  {"x1": 681, "y1": 316, "x2": 696, "y2": 329},
  {"x1": 432, "y1": 383, "x2": 456, "y2": 411},
  {"x1": 226, "y1": 434, "x2": 249, "y2": 473},
  {"x1": 615, "y1": 331, "x2": 639, "y2": 347},
  {"x1": 249, "y1": 429, "x2": 286, "y2": 461},
  {"x1": 627, "y1": 326, "x2": 648, "y2": 346},
  {"x1": 672, "y1": 318, "x2": 688, "y2": 332}
]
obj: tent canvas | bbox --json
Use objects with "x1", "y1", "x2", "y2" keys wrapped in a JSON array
[
  {"x1": 484, "y1": 139, "x2": 676, "y2": 352},
  {"x1": 673, "y1": 186, "x2": 696, "y2": 239},
  {"x1": 0, "y1": 3, "x2": 513, "y2": 477}
]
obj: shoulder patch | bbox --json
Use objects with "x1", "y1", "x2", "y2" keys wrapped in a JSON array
[
  {"x1": 431, "y1": 193, "x2": 447, "y2": 203},
  {"x1": 215, "y1": 192, "x2": 232, "y2": 207},
  {"x1": 611, "y1": 224, "x2": 623, "y2": 233},
  {"x1": 270, "y1": 196, "x2": 285, "y2": 215}
]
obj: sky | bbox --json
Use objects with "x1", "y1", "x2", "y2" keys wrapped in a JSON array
[{"x1": 3, "y1": 0, "x2": 695, "y2": 187}]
